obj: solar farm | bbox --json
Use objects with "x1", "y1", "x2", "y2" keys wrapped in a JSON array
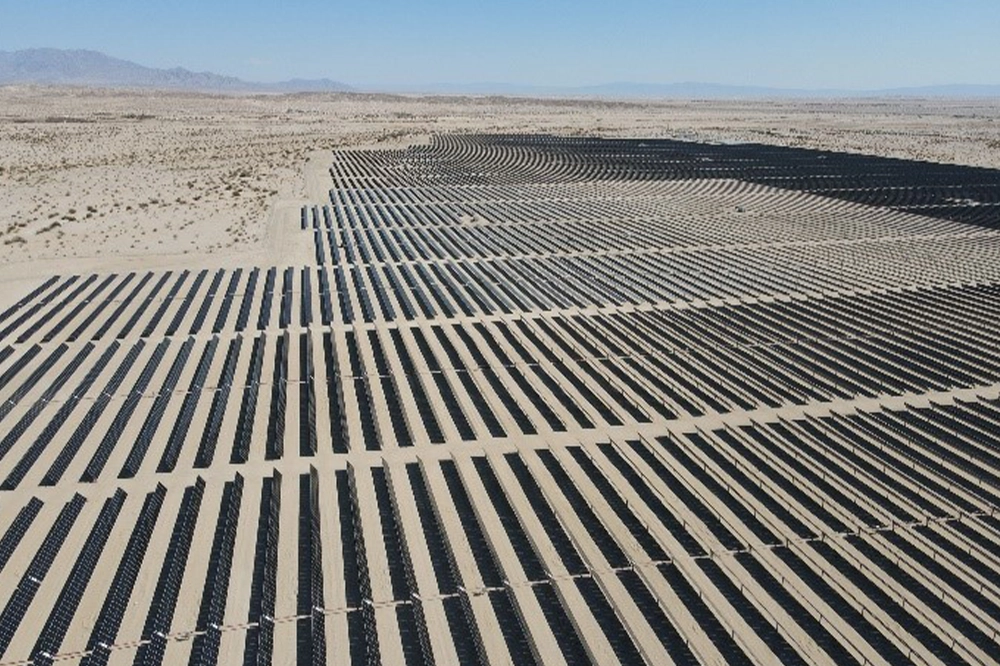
[{"x1": 2, "y1": 133, "x2": 1000, "y2": 665}]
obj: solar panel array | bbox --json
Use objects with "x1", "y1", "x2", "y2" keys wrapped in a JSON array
[{"x1": 2, "y1": 134, "x2": 1000, "y2": 665}]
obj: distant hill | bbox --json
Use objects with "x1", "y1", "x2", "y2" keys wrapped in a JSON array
[
  {"x1": 573, "y1": 81, "x2": 1000, "y2": 98},
  {"x1": 372, "y1": 81, "x2": 831, "y2": 98},
  {"x1": 4, "y1": 49, "x2": 998, "y2": 99},
  {"x1": 875, "y1": 84, "x2": 1000, "y2": 98},
  {"x1": 373, "y1": 80, "x2": 1000, "y2": 99},
  {"x1": 0, "y1": 48, "x2": 352, "y2": 93}
]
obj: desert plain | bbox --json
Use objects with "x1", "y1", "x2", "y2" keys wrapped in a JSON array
[
  {"x1": 2, "y1": 87, "x2": 1000, "y2": 665},
  {"x1": 2, "y1": 87, "x2": 999, "y2": 283}
]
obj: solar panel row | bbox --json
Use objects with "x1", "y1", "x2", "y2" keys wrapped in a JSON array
[{"x1": 1, "y1": 135, "x2": 999, "y2": 664}]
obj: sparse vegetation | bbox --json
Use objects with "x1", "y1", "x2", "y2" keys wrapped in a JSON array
[{"x1": 2, "y1": 88, "x2": 998, "y2": 267}]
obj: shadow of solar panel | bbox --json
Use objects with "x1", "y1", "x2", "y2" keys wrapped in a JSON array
[
  {"x1": 232, "y1": 335, "x2": 266, "y2": 464},
  {"x1": 599, "y1": 443, "x2": 707, "y2": 557},
  {"x1": 189, "y1": 474, "x2": 244, "y2": 666},
  {"x1": 116, "y1": 272, "x2": 171, "y2": 340},
  {"x1": 0, "y1": 276, "x2": 60, "y2": 333},
  {"x1": 165, "y1": 270, "x2": 205, "y2": 337},
  {"x1": 0, "y1": 342, "x2": 95, "y2": 468},
  {"x1": 809, "y1": 540, "x2": 964, "y2": 663},
  {"x1": 141, "y1": 271, "x2": 188, "y2": 339},
  {"x1": 297, "y1": 468, "x2": 326, "y2": 666},
  {"x1": 0, "y1": 493, "x2": 86, "y2": 659},
  {"x1": 120, "y1": 338, "x2": 194, "y2": 478},
  {"x1": 0, "y1": 498, "x2": 44, "y2": 575},
  {"x1": 245, "y1": 471, "x2": 280, "y2": 666},
  {"x1": 81, "y1": 485, "x2": 166, "y2": 666},
  {"x1": 134, "y1": 477, "x2": 204, "y2": 666},
  {"x1": 256, "y1": 267, "x2": 277, "y2": 331}
]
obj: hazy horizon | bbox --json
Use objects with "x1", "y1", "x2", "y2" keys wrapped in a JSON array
[{"x1": 3, "y1": 0, "x2": 1000, "y2": 89}]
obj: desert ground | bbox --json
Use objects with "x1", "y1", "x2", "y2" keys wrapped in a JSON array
[
  {"x1": 2, "y1": 88, "x2": 1000, "y2": 665},
  {"x1": 1, "y1": 87, "x2": 998, "y2": 283}
]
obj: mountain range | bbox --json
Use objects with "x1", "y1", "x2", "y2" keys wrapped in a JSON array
[
  {"x1": 369, "y1": 81, "x2": 1000, "y2": 99},
  {"x1": 3, "y1": 48, "x2": 999, "y2": 98},
  {"x1": 0, "y1": 48, "x2": 351, "y2": 93}
]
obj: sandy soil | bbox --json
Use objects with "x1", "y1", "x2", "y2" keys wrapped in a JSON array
[
  {"x1": 1, "y1": 86, "x2": 998, "y2": 279},
  {"x1": 1, "y1": 90, "x2": 999, "y2": 666}
]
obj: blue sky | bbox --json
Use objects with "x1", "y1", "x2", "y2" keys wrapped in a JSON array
[{"x1": 2, "y1": 0, "x2": 998, "y2": 88}]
